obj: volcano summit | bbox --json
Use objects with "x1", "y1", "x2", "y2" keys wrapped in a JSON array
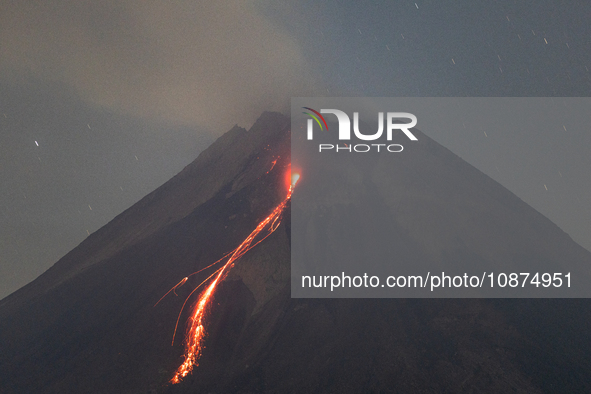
[{"x1": 1, "y1": 112, "x2": 590, "y2": 393}]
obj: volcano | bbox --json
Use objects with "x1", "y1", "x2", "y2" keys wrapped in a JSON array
[{"x1": 1, "y1": 112, "x2": 591, "y2": 393}]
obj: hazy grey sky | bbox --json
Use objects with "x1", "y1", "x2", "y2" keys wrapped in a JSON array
[
  {"x1": 0, "y1": 1, "x2": 318, "y2": 130},
  {"x1": 1, "y1": 0, "x2": 590, "y2": 299}
]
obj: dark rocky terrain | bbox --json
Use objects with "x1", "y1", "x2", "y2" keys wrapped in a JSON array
[{"x1": 1, "y1": 112, "x2": 590, "y2": 393}]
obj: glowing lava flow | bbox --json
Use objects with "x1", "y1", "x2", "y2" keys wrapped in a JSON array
[{"x1": 170, "y1": 171, "x2": 299, "y2": 384}]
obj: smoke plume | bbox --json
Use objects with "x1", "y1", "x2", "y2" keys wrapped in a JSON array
[{"x1": 0, "y1": 0, "x2": 316, "y2": 131}]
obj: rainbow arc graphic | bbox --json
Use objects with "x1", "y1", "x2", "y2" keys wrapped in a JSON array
[{"x1": 302, "y1": 107, "x2": 328, "y2": 131}]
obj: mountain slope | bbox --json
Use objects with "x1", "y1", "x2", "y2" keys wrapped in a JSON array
[{"x1": 1, "y1": 112, "x2": 590, "y2": 393}]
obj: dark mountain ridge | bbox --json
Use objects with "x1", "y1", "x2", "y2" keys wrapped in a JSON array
[{"x1": 1, "y1": 112, "x2": 590, "y2": 393}]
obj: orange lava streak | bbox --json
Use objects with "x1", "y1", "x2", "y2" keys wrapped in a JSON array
[
  {"x1": 156, "y1": 249, "x2": 237, "y2": 308},
  {"x1": 171, "y1": 178, "x2": 298, "y2": 384},
  {"x1": 154, "y1": 277, "x2": 188, "y2": 307}
]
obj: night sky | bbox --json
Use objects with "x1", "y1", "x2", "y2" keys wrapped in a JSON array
[{"x1": 1, "y1": 1, "x2": 590, "y2": 299}]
